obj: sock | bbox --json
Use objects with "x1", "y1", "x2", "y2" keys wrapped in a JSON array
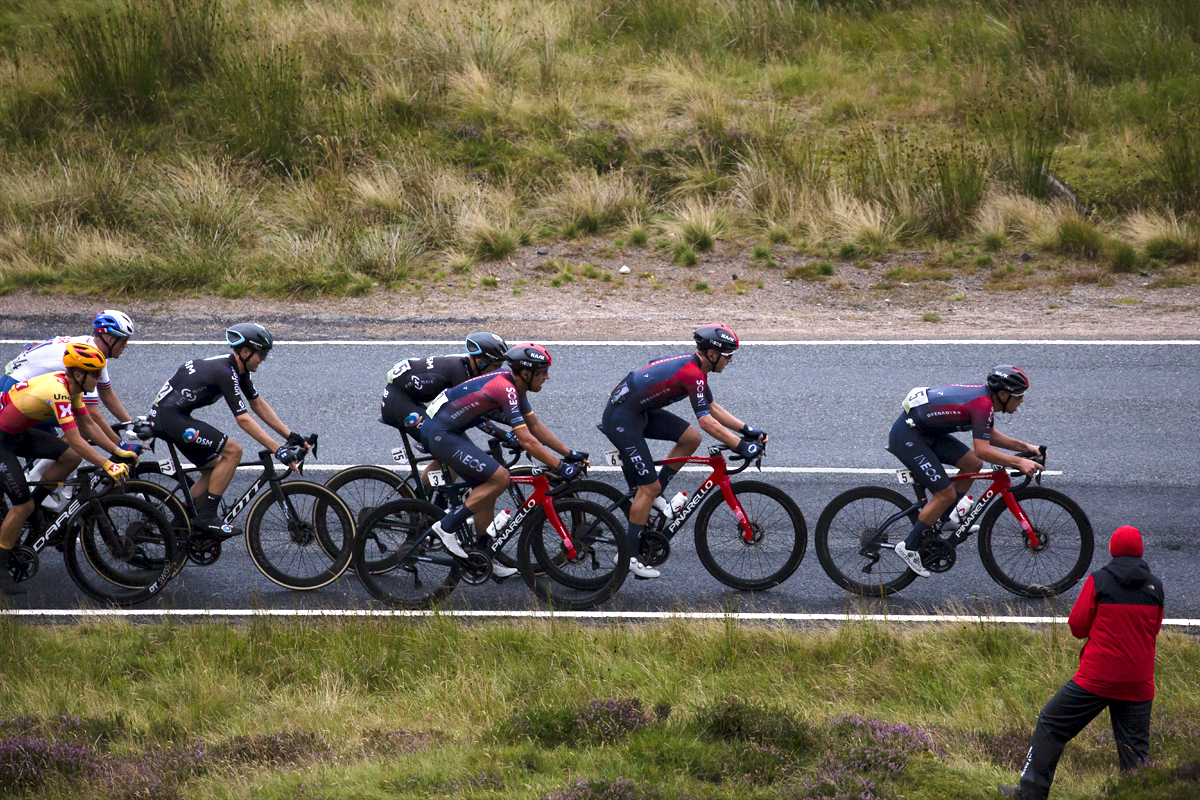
[
  {"x1": 657, "y1": 465, "x2": 679, "y2": 495},
  {"x1": 626, "y1": 522, "x2": 645, "y2": 556},
  {"x1": 440, "y1": 504, "x2": 471, "y2": 533},
  {"x1": 904, "y1": 520, "x2": 933, "y2": 550},
  {"x1": 195, "y1": 495, "x2": 220, "y2": 520}
]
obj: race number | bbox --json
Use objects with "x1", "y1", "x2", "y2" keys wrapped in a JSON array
[
  {"x1": 424, "y1": 390, "x2": 449, "y2": 420},
  {"x1": 896, "y1": 469, "x2": 914, "y2": 484},
  {"x1": 427, "y1": 470, "x2": 446, "y2": 487},
  {"x1": 604, "y1": 449, "x2": 622, "y2": 467},
  {"x1": 902, "y1": 387, "x2": 930, "y2": 414},
  {"x1": 153, "y1": 381, "x2": 173, "y2": 405},
  {"x1": 386, "y1": 359, "x2": 413, "y2": 383},
  {"x1": 160, "y1": 459, "x2": 177, "y2": 476},
  {"x1": 391, "y1": 447, "x2": 409, "y2": 465}
]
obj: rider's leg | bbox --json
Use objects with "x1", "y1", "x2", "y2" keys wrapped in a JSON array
[
  {"x1": 0, "y1": 500, "x2": 33, "y2": 550},
  {"x1": 464, "y1": 466, "x2": 508, "y2": 537},
  {"x1": 659, "y1": 425, "x2": 701, "y2": 493},
  {"x1": 193, "y1": 439, "x2": 242, "y2": 527},
  {"x1": 38, "y1": 448, "x2": 82, "y2": 485}
]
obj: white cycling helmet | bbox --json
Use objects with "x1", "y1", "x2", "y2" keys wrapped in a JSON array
[{"x1": 93, "y1": 310, "x2": 135, "y2": 339}]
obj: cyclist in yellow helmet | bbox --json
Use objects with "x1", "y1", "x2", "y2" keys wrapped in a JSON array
[{"x1": 0, "y1": 343, "x2": 133, "y2": 594}]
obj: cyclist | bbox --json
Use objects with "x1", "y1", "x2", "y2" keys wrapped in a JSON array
[
  {"x1": 600, "y1": 324, "x2": 767, "y2": 580},
  {"x1": 2, "y1": 311, "x2": 138, "y2": 453},
  {"x1": 0, "y1": 343, "x2": 131, "y2": 595},
  {"x1": 147, "y1": 323, "x2": 307, "y2": 538},
  {"x1": 381, "y1": 331, "x2": 509, "y2": 434},
  {"x1": 888, "y1": 365, "x2": 1044, "y2": 578},
  {"x1": 419, "y1": 343, "x2": 586, "y2": 570}
]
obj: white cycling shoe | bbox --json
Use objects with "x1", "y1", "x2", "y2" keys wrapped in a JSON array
[
  {"x1": 613, "y1": 552, "x2": 660, "y2": 579},
  {"x1": 491, "y1": 563, "x2": 519, "y2": 579},
  {"x1": 894, "y1": 542, "x2": 931, "y2": 578},
  {"x1": 430, "y1": 520, "x2": 468, "y2": 558}
]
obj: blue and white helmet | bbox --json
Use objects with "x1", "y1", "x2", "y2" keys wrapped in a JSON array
[{"x1": 93, "y1": 310, "x2": 135, "y2": 339}]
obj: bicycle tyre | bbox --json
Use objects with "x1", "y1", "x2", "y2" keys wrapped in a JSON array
[
  {"x1": 323, "y1": 465, "x2": 415, "y2": 571},
  {"x1": 815, "y1": 486, "x2": 919, "y2": 596},
  {"x1": 123, "y1": 479, "x2": 191, "y2": 576},
  {"x1": 977, "y1": 486, "x2": 1094, "y2": 598},
  {"x1": 518, "y1": 497, "x2": 629, "y2": 610},
  {"x1": 65, "y1": 495, "x2": 178, "y2": 606},
  {"x1": 693, "y1": 480, "x2": 807, "y2": 591},
  {"x1": 496, "y1": 475, "x2": 627, "y2": 573},
  {"x1": 245, "y1": 481, "x2": 355, "y2": 590},
  {"x1": 354, "y1": 498, "x2": 460, "y2": 609}
]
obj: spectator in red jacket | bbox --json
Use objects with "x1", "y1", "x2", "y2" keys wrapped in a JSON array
[{"x1": 999, "y1": 525, "x2": 1164, "y2": 800}]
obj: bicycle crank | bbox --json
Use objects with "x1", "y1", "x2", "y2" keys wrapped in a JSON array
[
  {"x1": 458, "y1": 549, "x2": 493, "y2": 586},
  {"x1": 639, "y1": 530, "x2": 670, "y2": 567},
  {"x1": 186, "y1": 532, "x2": 223, "y2": 566},
  {"x1": 8, "y1": 546, "x2": 37, "y2": 582},
  {"x1": 919, "y1": 538, "x2": 956, "y2": 573}
]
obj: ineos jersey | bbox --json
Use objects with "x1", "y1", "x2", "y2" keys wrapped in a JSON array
[
  {"x1": 153, "y1": 354, "x2": 259, "y2": 417},
  {"x1": 607, "y1": 354, "x2": 713, "y2": 419},
  {"x1": 902, "y1": 384, "x2": 994, "y2": 440},
  {"x1": 426, "y1": 369, "x2": 531, "y2": 433}
]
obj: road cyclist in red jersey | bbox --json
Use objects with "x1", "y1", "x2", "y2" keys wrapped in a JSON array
[
  {"x1": 599, "y1": 323, "x2": 768, "y2": 579},
  {"x1": 888, "y1": 364, "x2": 1044, "y2": 578}
]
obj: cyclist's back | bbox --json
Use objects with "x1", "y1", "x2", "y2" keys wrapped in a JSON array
[
  {"x1": 609, "y1": 353, "x2": 712, "y2": 417},
  {"x1": 154, "y1": 353, "x2": 258, "y2": 416},
  {"x1": 381, "y1": 355, "x2": 471, "y2": 429},
  {"x1": 0, "y1": 371, "x2": 88, "y2": 434},
  {"x1": 425, "y1": 368, "x2": 531, "y2": 435},
  {"x1": 903, "y1": 383, "x2": 995, "y2": 439},
  {"x1": 4, "y1": 335, "x2": 112, "y2": 410}
]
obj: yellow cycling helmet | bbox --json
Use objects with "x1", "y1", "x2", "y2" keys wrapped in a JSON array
[{"x1": 63, "y1": 341, "x2": 107, "y2": 372}]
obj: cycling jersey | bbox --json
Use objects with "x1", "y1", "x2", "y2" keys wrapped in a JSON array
[
  {"x1": 3, "y1": 335, "x2": 111, "y2": 405},
  {"x1": 0, "y1": 372, "x2": 89, "y2": 434},
  {"x1": 381, "y1": 355, "x2": 472, "y2": 428},
  {"x1": 152, "y1": 354, "x2": 259, "y2": 417},
  {"x1": 901, "y1": 384, "x2": 995, "y2": 440},
  {"x1": 607, "y1": 354, "x2": 713, "y2": 419},
  {"x1": 424, "y1": 369, "x2": 531, "y2": 434}
]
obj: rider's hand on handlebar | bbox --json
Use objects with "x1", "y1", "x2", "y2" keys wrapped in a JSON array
[
  {"x1": 102, "y1": 459, "x2": 130, "y2": 483},
  {"x1": 564, "y1": 449, "x2": 589, "y2": 465},
  {"x1": 275, "y1": 445, "x2": 301, "y2": 471},
  {"x1": 741, "y1": 424, "x2": 768, "y2": 443},
  {"x1": 734, "y1": 439, "x2": 763, "y2": 459},
  {"x1": 555, "y1": 459, "x2": 581, "y2": 481},
  {"x1": 1015, "y1": 457, "x2": 1043, "y2": 478},
  {"x1": 285, "y1": 431, "x2": 311, "y2": 452}
]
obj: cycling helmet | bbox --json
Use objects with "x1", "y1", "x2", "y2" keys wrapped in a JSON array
[
  {"x1": 504, "y1": 343, "x2": 551, "y2": 371},
  {"x1": 693, "y1": 323, "x2": 739, "y2": 354},
  {"x1": 63, "y1": 341, "x2": 107, "y2": 372},
  {"x1": 987, "y1": 364, "x2": 1030, "y2": 396},
  {"x1": 226, "y1": 323, "x2": 274, "y2": 354},
  {"x1": 465, "y1": 331, "x2": 509, "y2": 363},
  {"x1": 93, "y1": 310, "x2": 135, "y2": 339}
]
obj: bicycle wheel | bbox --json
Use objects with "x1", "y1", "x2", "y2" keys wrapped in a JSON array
[
  {"x1": 977, "y1": 486, "x2": 1094, "y2": 598},
  {"x1": 517, "y1": 497, "x2": 629, "y2": 610},
  {"x1": 815, "y1": 486, "x2": 919, "y2": 596},
  {"x1": 123, "y1": 479, "x2": 191, "y2": 575},
  {"x1": 693, "y1": 480, "x2": 807, "y2": 591},
  {"x1": 354, "y1": 498, "x2": 459, "y2": 609},
  {"x1": 245, "y1": 481, "x2": 355, "y2": 590},
  {"x1": 495, "y1": 475, "x2": 626, "y2": 572},
  {"x1": 64, "y1": 495, "x2": 178, "y2": 606},
  {"x1": 323, "y1": 465, "x2": 415, "y2": 571}
]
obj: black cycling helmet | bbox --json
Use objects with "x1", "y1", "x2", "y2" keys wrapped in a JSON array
[
  {"x1": 226, "y1": 322, "x2": 274, "y2": 354},
  {"x1": 504, "y1": 343, "x2": 551, "y2": 372},
  {"x1": 987, "y1": 364, "x2": 1029, "y2": 396},
  {"x1": 693, "y1": 323, "x2": 739, "y2": 355},
  {"x1": 465, "y1": 331, "x2": 509, "y2": 364}
]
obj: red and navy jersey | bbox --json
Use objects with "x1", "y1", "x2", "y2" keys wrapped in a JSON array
[
  {"x1": 608, "y1": 354, "x2": 713, "y2": 419},
  {"x1": 426, "y1": 369, "x2": 531, "y2": 433},
  {"x1": 903, "y1": 384, "x2": 994, "y2": 440},
  {"x1": 1069, "y1": 557, "x2": 1164, "y2": 701}
]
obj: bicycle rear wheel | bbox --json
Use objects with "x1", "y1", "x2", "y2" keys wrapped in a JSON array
[
  {"x1": 354, "y1": 498, "x2": 460, "y2": 609},
  {"x1": 977, "y1": 486, "x2": 1094, "y2": 598},
  {"x1": 246, "y1": 481, "x2": 355, "y2": 590},
  {"x1": 323, "y1": 465, "x2": 415, "y2": 572},
  {"x1": 123, "y1": 479, "x2": 191, "y2": 576},
  {"x1": 65, "y1": 495, "x2": 178, "y2": 606},
  {"x1": 693, "y1": 480, "x2": 807, "y2": 591},
  {"x1": 815, "y1": 486, "x2": 919, "y2": 596},
  {"x1": 517, "y1": 497, "x2": 629, "y2": 610}
]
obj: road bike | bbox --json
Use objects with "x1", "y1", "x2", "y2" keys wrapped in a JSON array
[
  {"x1": 1, "y1": 467, "x2": 177, "y2": 606},
  {"x1": 595, "y1": 443, "x2": 807, "y2": 591},
  {"x1": 118, "y1": 419, "x2": 355, "y2": 591},
  {"x1": 352, "y1": 460, "x2": 629, "y2": 610},
  {"x1": 814, "y1": 447, "x2": 1093, "y2": 598}
]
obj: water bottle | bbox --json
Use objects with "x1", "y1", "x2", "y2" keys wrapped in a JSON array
[
  {"x1": 486, "y1": 509, "x2": 511, "y2": 538},
  {"x1": 669, "y1": 491, "x2": 688, "y2": 516},
  {"x1": 947, "y1": 494, "x2": 974, "y2": 527}
]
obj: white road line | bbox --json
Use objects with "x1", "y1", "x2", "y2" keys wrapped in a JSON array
[
  {"x1": 3, "y1": 609, "x2": 1198, "y2": 626},
  {"x1": 216, "y1": 464, "x2": 1064, "y2": 476},
  {"x1": 4, "y1": 340, "x2": 1199, "y2": 347}
]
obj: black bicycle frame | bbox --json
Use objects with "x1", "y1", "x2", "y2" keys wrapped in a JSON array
[
  {"x1": 156, "y1": 440, "x2": 301, "y2": 527},
  {"x1": 23, "y1": 470, "x2": 108, "y2": 554}
]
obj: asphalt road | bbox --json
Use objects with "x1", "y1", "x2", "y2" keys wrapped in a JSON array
[{"x1": 4, "y1": 338, "x2": 1198, "y2": 617}]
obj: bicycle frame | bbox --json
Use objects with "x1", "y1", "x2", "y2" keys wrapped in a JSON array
[
  {"x1": 481, "y1": 471, "x2": 578, "y2": 561},
  {"x1": 892, "y1": 466, "x2": 1037, "y2": 548},
  {"x1": 20, "y1": 470, "x2": 108, "y2": 555}
]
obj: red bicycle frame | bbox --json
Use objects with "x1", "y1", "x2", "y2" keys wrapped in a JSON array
[
  {"x1": 943, "y1": 468, "x2": 1038, "y2": 546},
  {"x1": 656, "y1": 452, "x2": 756, "y2": 542},
  {"x1": 502, "y1": 473, "x2": 577, "y2": 560}
]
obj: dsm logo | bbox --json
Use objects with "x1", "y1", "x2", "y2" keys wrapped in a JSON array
[{"x1": 183, "y1": 428, "x2": 199, "y2": 443}]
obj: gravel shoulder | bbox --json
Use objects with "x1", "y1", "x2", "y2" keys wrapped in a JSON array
[{"x1": 4, "y1": 243, "x2": 1197, "y2": 340}]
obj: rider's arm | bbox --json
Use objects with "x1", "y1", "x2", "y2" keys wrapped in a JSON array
[
  {"x1": 248, "y1": 396, "x2": 294, "y2": 440},
  {"x1": 97, "y1": 384, "x2": 132, "y2": 423},
  {"x1": 973, "y1": 436, "x2": 1041, "y2": 475},
  {"x1": 698, "y1": 413, "x2": 744, "y2": 449},
  {"x1": 83, "y1": 405, "x2": 125, "y2": 449},
  {"x1": 75, "y1": 412, "x2": 123, "y2": 457},
  {"x1": 988, "y1": 428, "x2": 1037, "y2": 455},
  {"x1": 236, "y1": 410, "x2": 285, "y2": 452},
  {"x1": 513, "y1": 422, "x2": 561, "y2": 470},
  {"x1": 522, "y1": 412, "x2": 570, "y2": 457},
  {"x1": 62, "y1": 422, "x2": 118, "y2": 470}
]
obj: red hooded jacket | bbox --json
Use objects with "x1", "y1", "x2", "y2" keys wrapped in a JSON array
[{"x1": 1068, "y1": 556, "x2": 1164, "y2": 701}]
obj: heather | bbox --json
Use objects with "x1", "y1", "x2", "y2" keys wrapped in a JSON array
[
  {"x1": 0, "y1": 0, "x2": 1198, "y2": 299},
  {"x1": 1, "y1": 616, "x2": 1199, "y2": 798}
]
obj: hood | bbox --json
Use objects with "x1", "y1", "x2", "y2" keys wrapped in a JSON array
[{"x1": 1103, "y1": 556, "x2": 1151, "y2": 588}]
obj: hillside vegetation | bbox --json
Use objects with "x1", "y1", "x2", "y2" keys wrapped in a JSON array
[{"x1": 0, "y1": 0, "x2": 1198, "y2": 298}]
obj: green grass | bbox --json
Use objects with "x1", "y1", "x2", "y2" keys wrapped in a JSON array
[
  {"x1": 1, "y1": 617, "x2": 1199, "y2": 800},
  {"x1": 0, "y1": 0, "x2": 1198, "y2": 297}
]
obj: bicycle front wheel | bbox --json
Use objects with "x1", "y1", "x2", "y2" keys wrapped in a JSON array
[
  {"x1": 354, "y1": 498, "x2": 459, "y2": 609},
  {"x1": 977, "y1": 486, "x2": 1094, "y2": 598},
  {"x1": 518, "y1": 497, "x2": 629, "y2": 610},
  {"x1": 815, "y1": 486, "x2": 919, "y2": 596},
  {"x1": 693, "y1": 480, "x2": 807, "y2": 591},
  {"x1": 123, "y1": 479, "x2": 191, "y2": 576},
  {"x1": 246, "y1": 481, "x2": 355, "y2": 590},
  {"x1": 65, "y1": 495, "x2": 178, "y2": 606}
]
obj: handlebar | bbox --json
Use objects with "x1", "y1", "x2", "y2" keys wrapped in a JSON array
[
  {"x1": 708, "y1": 440, "x2": 765, "y2": 475},
  {"x1": 1008, "y1": 445, "x2": 1047, "y2": 488},
  {"x1": 260, "y1": 433, "x2": 318, "y2": 474}
]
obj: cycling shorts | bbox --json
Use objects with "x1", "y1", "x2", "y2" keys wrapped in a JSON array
[
  {"x1": 148, "y1": 407, "x2": 228, "y2": 468},
  {"x1": 600, "y1": 404, "x2": 692, "y2": 487},
  {"x1": 421, "y1": 422, "x2": 500, "y2": 486},
  {"x1": 0, "y1": 428, "x2": 70, "y2": 505},
  {"x1": 380, "y1": 384, "x2": 421, "y2": 431},
  {"x1": 886, "y1": 413, "x2": 970, "y2": 493}
]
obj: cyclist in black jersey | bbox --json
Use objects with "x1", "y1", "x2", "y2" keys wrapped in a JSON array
[
  {"x1": 147, "y1": 323, "x2": 308, "y2": 536},
  {"x1": 380, "y1": 332, "x2": 509, "y2": 433},
  {"x1": 889, "y1": 364, "x2": 1043, "y2": 578}
]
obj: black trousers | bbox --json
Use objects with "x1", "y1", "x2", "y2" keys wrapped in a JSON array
[{"x1": 1019, "y1": 679, "x2": 1152, "y2": 799}]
